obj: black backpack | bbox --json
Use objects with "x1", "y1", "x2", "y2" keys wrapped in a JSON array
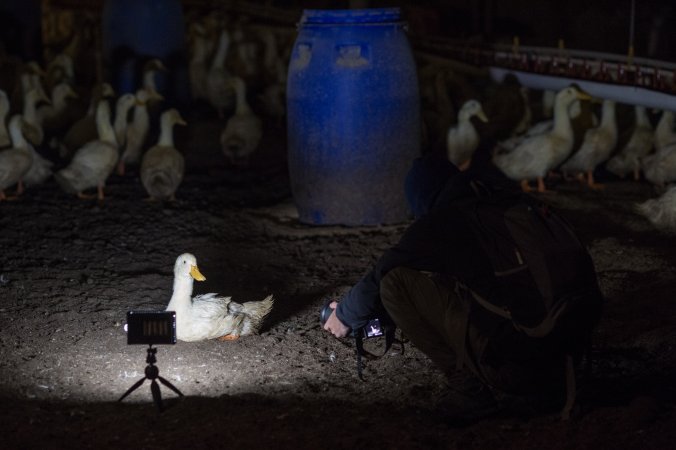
[{"x1": 459, "y1": 181, "x2": 604, "y2": 418}]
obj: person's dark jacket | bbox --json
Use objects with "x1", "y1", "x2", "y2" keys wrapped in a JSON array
[{"x1": 336, "y1": 161, "x2": 519, "y2": 331}]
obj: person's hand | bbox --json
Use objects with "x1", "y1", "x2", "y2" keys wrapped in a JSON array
[{"x1": 323, "y1": 301, "x2": 350, "y2": 338}]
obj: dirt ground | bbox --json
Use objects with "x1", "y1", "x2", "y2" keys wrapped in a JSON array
[{"x1": 1, "y1": 112, "x2": 676, "y2": 450}]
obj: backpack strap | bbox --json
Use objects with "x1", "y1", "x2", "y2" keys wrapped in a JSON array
[
  {"x1": 561, "y1": 354, "x2": 576, "y2": 420},
  {"x1": 354, "y1": 325, "x2": 399, "y2": 381},
  {"x1": 466, "y1": 287, "x2": 571, "y2": 338}
]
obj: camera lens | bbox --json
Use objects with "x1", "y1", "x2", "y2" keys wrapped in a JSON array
[{"x1": 319, "y1": 299, "x2": 334, "y2": 326}]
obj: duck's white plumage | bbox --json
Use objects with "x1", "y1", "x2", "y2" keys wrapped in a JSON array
[
  {"x1": 0, "y1": 115, "x2": 33, "y2": 199},
  {"x1": 165, "y1": 253, "x2": 274, "y2": 342},
  {"x1": 140, "y1": 108, "x2": 186, "y2": 200},
  {"x1": 21, "y1": 87, "x2": 49, "y2": 147},
  {"x1": 642, "y1": 143, "x2": 676, "y2": 187},
  {"x1": 206, "y1": 29, "x2": 236, "y2": 118},
  {"x1": 0, "y1": 90, "x2": 10, "y2": 148},
  {"x1": 113, "y1": 93, "x2": 137, "y2": 150},
  {"x1": 654, "y1": 110, "x2": 676, "y2": 152},
  {"x1": 560, "y1": 99, "x2": 617, "y2": 187},
  {"x1": 446, "y1": 99, "x2": 488, "y2": 168},
  {"x1": 220, "y1": 76, "x2": 262, "y2": 166},
  {"x1": 188, "y1": 24, "x2": 210, "y2": 102},
  {"x1": 37, "y1": 81, "x2": 78, "y2": 133},
  {"x1": 493, "y1": 86, "x2": 588, "y2": 192},
  {"x1": 118, "y1": 88, "x2": 153, "y2": 175},
  {"x1": 606, "y1": 105, "x2": 654, "y2": 180},
  {"x1": 636, "y1": 185, "x2": 676, "y2": 231},
  {"x1": 55, "y1": 100, "x2": 118, "y2": 199}
]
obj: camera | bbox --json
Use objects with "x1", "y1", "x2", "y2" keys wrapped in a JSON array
[
  {"x1": 319, "y1": 299, "x2": 384, "y2": 339},
  {"x1": 124, "y1": 311, "x2": 177, "y2": 345}
]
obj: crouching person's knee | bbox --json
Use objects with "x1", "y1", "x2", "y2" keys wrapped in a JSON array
[{"x1": 380, "y1": 267, "x2": 420, "y2": 310}]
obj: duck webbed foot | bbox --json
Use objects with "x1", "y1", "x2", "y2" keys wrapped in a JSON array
[{"x1": 218, "y1": 334, "x2": 240, "y2": 341}]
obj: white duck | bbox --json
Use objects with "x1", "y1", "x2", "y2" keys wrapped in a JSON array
[
  {"x1": 0, "y1": 90, "x2": 10, "y2": 148},
  {"x1": 511, "y1": 86, "x2": 532, "y2": 136},
  {"x1": 446, "y1": 99, "x2": 488, "y2": 169},
  {"x1": 141, "y1": 58, "x2": 166, "y2": 119},
  {"x1": 21, "y1": 87, "x2": 51, "y2": 147},
  {"x1": 0, "y1": 115, "x2": 33, "y2": 200},
  {"x1": 113, "y1": 93, "x2": 137, "y2": 151},
  {"x1": 165, "y1": 253, "x2": 274, "y2": 342},
  {"x1": 654, "y1": 110, "x2": 676, "y2": 151},
  {"x1": 605, "y1": 105, "x2": 654, "y2": 181},
  {"x1": 60, "y1": 82, "x2": 116, "y2": 160},
  {"x1": 493, "y1": 86, "x2": 591, "y2": 192},
  {"x1": 636, "y1": 185, "x2": 676, "y2": 231},
  {"x1": 560, "y1": 99, "x2": 617, "y2": 189},
  {"x1": 219, "y1": 76, "x2": 262, "y2": 166},
  {"x1": 206, "y1": 29, "x2": 236, "y2": 118},
  {"x1": 140, "y1": 109, "x2": 187, "y2": 201},
  {"x1": 54, "y1": 100, "x2": 118, "y2": 200},
  {"x1": 37, "y1": 81, "x2": 79, "y2": 143},
  {"x1": 642, "y1": 143, "x2": 676, "y2": 187},
  {"x1": 22, "y1": 143, "x2": 54, "y2": 188},
  {"x1": 188, "y1": 23, "x2": 211, "y2": 102},
  {"x1": 118, "y1": 88, "x2": 161, "y2": 176}
]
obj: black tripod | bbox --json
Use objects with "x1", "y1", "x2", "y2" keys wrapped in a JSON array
[{"x1": 118, "y1": 345, "x2": 183, "y2": 411}]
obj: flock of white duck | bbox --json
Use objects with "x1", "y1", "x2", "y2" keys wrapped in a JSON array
[
  {"x1": 436, "y1": 76, "x2": 676, "y2": 231},
  {"x1": 0, "y1": 11, "x2": 291, "y2": 203},
  {"x1": 3, "y1": 7, "x2": 676, "y2": 231}
]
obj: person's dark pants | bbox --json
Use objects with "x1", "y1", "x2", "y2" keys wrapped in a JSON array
[
  {"x1": 380, "y1": 267, "x2": 477, "y2": 377},
  {"x1": 380, "y1": 267, "x2": 565, "y2": 400}
]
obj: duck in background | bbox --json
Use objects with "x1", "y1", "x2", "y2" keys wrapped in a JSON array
[
  {"x1": 446, "y1": 99, "x2": 488, "y2": 170},
  {"x1": 112, "y1": 93, "x2": 137, "y2": 153},
  {"x1": 636, "y1": 184, "x2": 676, "y2": 231},
  {"x1": 493, "y1": 86, "x2": 591, "y2": 193},
  {"x1": 481, "y1": 73, "x2": 529, "y2": 141},
  {"x1": 255, "y1": 27, "x2": 287, "y2": 126},
  {"x1": 44, "y1": 53, "x2": 75, "y2": 94},
  {"x1": 206, "y1": 28, "x2": 236, "y2": 118},
  {"x1": 511, "y1": 87, "x2": 533, "y2": 136},
  {"x1": 220, "y1": 76, "x2": 262, "y2": 167},
  {"x1": 140, "y1": 108, "x2": 187, "y2": 201},
  {"x1": 141, "y1": 58, "x2": 166, "y2": 122},
  {"x1": 188, "y1": 23, "x2": 211, "y2": 103},
  {"x1": 0, "y1": 90, "x2": 10, "y2": 148},
  {"x1": 21, "y1": 87, "x2": 51, "y2": 148},
  {"x1": 165, "y1": 253, "x2": 274, "y2": 342},
  {"x1": 11, "y1": 61, "x2": 46, "y2": 113},
  {"x1": 37, "y1": 81, "x2": 79, "y2": 148},
  {"x1": 641, "y1": 143, "x2": 676, "y2": 188},
  {"x1": 60, "y1": 82, "x2": 115, "y2": 160},
  {"x1": 0, "y1": 115, "x2": 33, "y2": 200},
  {"x1": 55, "y1": 100, "x2": 118, "y2": 200},
  {"x1": 606, "y1": 105, "x2": 654, "y2": 181},
  {"x1": 560, "y1": 99, "x2": 617, "y2": 189},
  {"x1": 654, "y1": 109, "x2": 676, "y2": 151},
  {"x1": 117, "y1": 88, "x2": 163, "y2": 176}
]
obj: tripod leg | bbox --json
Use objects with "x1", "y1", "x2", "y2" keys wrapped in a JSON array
[
  {"x1": 119, "y1": 377, "x2": 147, "y2": 402},
  {"x1": 158, "y1": 376, "x2": 184, "y2": 397},
  {"x1": 151, "y1": 379, "x2": 163, "y2": 412}
]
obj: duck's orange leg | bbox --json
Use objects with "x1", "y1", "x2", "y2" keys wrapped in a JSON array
[
  {"x1": 77, "y1": 191, "x2": 97, "y2": 200},
  {"x1": 587, "y1": 170, "x2": 604, "y2": 190},
  {"x1": 520, "y1": 179, "x2": 533, "y2": 192},
  {"x1": 218, "y1": 334, "x2": 240, "y2": 341}
]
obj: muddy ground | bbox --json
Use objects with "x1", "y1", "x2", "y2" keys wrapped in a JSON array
[{"x1": 1, "y1": 113, "x2": 675, "y2": 450}]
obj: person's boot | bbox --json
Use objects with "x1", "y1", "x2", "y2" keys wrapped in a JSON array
[{"x1": 436, "y1": 375, "x2": 501, "y2": 423}]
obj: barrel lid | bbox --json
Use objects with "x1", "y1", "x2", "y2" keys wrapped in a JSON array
[{"x1": 300, "y1": 8, "x2": 401, "y2": 25}]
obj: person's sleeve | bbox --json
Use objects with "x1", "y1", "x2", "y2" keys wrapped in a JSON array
[{"x1": 335, "y1": 214, "x2": 445, "y2": 330}]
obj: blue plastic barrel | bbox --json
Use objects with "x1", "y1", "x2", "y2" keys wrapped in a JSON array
[
  {"x1": 287, "y1": 8, "x2": 421, "y2": 226},
  {"x1": 101, "y1": 0, "x2": 188, "y2": 103}
]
